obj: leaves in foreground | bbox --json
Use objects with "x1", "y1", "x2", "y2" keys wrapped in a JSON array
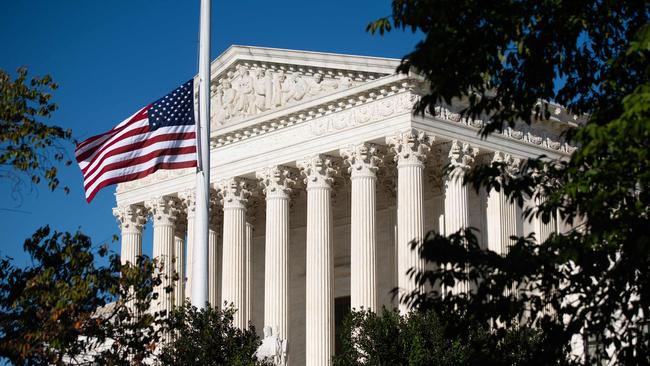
[
  {"x1": 0, "y1": 226, "x2": 164, "y2": 365},
  {"x1": 159, "y1": 303, "x2": 267, "y2": 366},
  {"x1": 0, "y1": 68, "x2": 72, "y2": 197}
]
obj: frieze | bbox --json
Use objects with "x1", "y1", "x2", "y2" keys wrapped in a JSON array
[
  {"x1": 431, "y1": 105, "x2": 577, "y2": 153},
  {"x1": 309, "y1": 92, "x2": 416, "y2": 136}
]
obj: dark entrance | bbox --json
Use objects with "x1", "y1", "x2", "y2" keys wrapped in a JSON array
[{"x1": 334, "y1": 296, "x2": 351, "y2": 356}]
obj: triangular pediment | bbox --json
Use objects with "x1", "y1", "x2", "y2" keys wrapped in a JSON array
[{"x1": 208, "y1": 46, "x2": 401, "y2": 130}]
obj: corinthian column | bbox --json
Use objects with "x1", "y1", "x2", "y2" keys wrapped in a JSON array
[
  {"x1": 341, "y1": 143, "x2": 382, "y2": 311},
  {"x1": 298, "y1": 155, "x2": 336, "y2": 366},
  {"x1": 145, "y1": 197, "x2": 179, "y2": 313},
  {"x1": 113, "y1": 204, "x2": 147, "y2": 266},
  {"x1": 386, "y1": 129, "x2": 432, "y2": 313},
  {"x1": 218, "y1": 178, "x2": 250, "y2": 328},
  {"x1": 444, "y1": 140, "x2": 478, "y2": 294},
  {"x1": 486, "y1": 152, "x2": 523, "y2": 255},
  {"x1": 179, "y1": 190, "x2": 196, "y2": 301},
  {"x1": 256, "y1": 166, "x2": 295, "y2": 346}
]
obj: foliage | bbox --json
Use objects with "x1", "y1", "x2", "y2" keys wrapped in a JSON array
[
  {"x1": 0, "y1": 226, "x2": 164, "y2": 365},
  {"x1": 159, "y1": 303, "x2": 266, "y2": 366},
  {"x1": 371, "y1": 1, "x2": 650, "y2": 364},
  {"x1": 333, "y1": 308, "x2": 547, "y2": 366},
  {"x1": 0, "y1": 67, "x2": 72, "y2": 196},
  {"x1": 369, "y1": 0, "x2": 648, "y2": 135}
]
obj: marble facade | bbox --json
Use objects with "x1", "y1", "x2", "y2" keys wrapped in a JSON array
[{"x1": 112, "y1": 46, "x2": 577, "y2": 365}]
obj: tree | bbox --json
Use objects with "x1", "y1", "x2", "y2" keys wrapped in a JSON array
[
  {"x1": 1, "y1": 69, "x2": 168, "y2": 365},
  {"x1": 334, "y1": 308, "x2": 548, "y2": 366},
  {"x1": 0, "y1": 68, "x2": 72, "y2": 197},
  {"x1": 159, "y1": 303, "x2": 266, "y2": 366},
  {"x1": 368, "y1": 1, "x2": 650, "y2": 364},
  {"x1": 0, "y1": 227, "x2": 164, "y2": 365}
]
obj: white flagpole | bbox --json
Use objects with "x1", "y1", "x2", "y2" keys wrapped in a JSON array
[{"x1": 191, "y1": 0, "x2": 211, "y2": 308}]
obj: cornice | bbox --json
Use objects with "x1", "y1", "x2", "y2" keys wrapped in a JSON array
[{"x1": 209, "y1": 45, "x2": 401, "y2": 79}]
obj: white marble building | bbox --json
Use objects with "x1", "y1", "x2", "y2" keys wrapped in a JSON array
[{"x1": 112, "y1": 46, "x2": 576, "y2": 365}]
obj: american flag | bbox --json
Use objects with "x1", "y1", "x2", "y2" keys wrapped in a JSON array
[{"x1": 76, "y1": 79, "x2": 198, "y2": 202}]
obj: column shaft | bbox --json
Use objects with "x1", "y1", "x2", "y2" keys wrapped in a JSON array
[
  {"x1": 222, "y1": 205, "x2": 247, "y2": 328},
  {"x1": 152, "y1": 222, "x2": 175, "y2": 312},
  {"x1": 305, "y1": 186, "x2": 333, "y2": 366},
  {"x1": 487, "y1": 190, "x2": 522, "y2": 255},
  {"x1": 350, "y1": 175, "x2": 377, "y2": 310},
  {"x1": 173, "y1": 230, "x2": 185, "y2": 306},
  {"x1": 208, "y1": 226, "x2": 219, "y2": 308},
  {"x1": 533, "y1": 197, "x2": 556, "y2": 243},
  {"x1": 219, "y1": 178, "x2": 250, "y2": 328},
  {"x1": 185, "y1": 213, "x2": 195, "y2": 300},
  {"x1": 397, "y1": 163, "x2": 426, "y2": 311},
  {"x1": 444, "y1": 177, "x2": 470, "y2": 235},
  {"x1": 245, "y1": 222, "x2": 253, "y2": 327},
  {"x1": 264, "y1": 195, "x2": 290, "y2": 338},
  {"x1": 300, "y1": 154, "x2": 336, "y2": 366}
]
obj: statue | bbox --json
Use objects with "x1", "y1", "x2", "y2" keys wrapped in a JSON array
[{"x1": 253, "y1": 326, "x2": 287, "y2": 366}]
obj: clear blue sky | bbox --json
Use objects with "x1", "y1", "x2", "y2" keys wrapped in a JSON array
[{"x1": 0, "y1": 0, "x2": 421, "y2": 266}]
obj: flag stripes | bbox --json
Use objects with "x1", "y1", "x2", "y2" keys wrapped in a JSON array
[{"x1": 76, "y1": 80, "x2": 197, "y2": 202}]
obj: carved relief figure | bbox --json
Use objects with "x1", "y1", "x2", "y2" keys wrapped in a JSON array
[
  {"x1": 281, "y1": 72, "x2": 296, "y2": 105},
  {"x1": 262, "y1": 69, "x2": 274, "y2": 110},
  {"x1": 236, "y1": 65, "x2": 255, "y2": 116},
  {"x1": 221, "y1": 79, "x2": 237, "y2": 120},
  {"x1": 292, "y1": 72, "x2": 309, "y2": 102},
  {"x1": 307, "y1": 72, "x2": 338, "y2": 97},
  {"x1": 272, "y1": 71, "x2": 285, "y2": 108}
]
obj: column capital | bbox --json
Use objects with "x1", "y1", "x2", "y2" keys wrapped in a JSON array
[
  {"x1": 217, "y1": 177, "x2": 251, "y2": 209},
  {"x1": 112, "y1": 204, "x2": 147, "y2": 234},
  {"x1": 297, "y1": 154, "x2": 337, "y2": 189},
  {"x1": 448, "y1": 140, "x2": 479, "y2": 177},
  {"x1": 178, "y1": 189, "x2": 196, "y2": 218},
  {"x1": 340, "y1": 142, "x2": 383, "y2": 178},
  {"x1": 256, "y1": 165, "x2": 296, "y2": 199},
  {"x1": 386, "y1": 128, "x2": 433, "y2": 167},
  {"x1": 491, "y1": 151, "x2": 522, "y2": 177},
  {"x1": 145, "y1": 196, "x2": 179, "y2": 226}
]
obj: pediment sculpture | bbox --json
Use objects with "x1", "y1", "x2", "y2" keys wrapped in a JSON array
[{"x1": 211, "y1": 63, "x2": 365, "y2": 126}]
